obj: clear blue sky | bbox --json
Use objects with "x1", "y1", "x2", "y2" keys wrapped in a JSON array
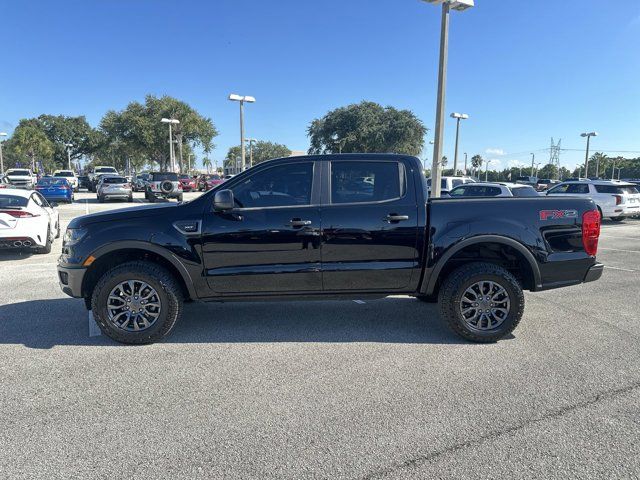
[{"x1": 1, "y1": 0, "x2": 639, "y2": 171}]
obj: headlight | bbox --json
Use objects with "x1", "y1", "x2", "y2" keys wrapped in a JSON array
[{"x1": 63, "y1": 228, "x2": 87, "y2": 246}]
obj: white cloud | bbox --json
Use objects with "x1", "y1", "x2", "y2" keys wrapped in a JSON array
[
  {"x1": 487, "y1": 159, "x2": 502, "y2": 169},
  {"x1": 485, "y1": 148, "x2": 505, "y2": 156}
]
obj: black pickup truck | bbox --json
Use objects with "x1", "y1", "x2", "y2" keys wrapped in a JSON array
[{"x1": 57, "y1": 154, "x2": 603, "y2": 344}]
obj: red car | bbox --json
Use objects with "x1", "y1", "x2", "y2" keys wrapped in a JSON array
[
  {"x1": 197, "y1": 174, "x2": 224, "y2": 191},
  {"x1": 178, "y1": 174, "x2": 197, "y2": 192}
]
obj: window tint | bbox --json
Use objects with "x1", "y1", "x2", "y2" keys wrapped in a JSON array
[
  {"x1": 331, "y1": 161, "x2": 403, "y2": 204},
  {"x1": 95, "y1": 167, "x2": 117, "y2": 173},
  {"x1": 7, "y1": 169, "x2": 30, "y2": 176},
  {"x1": 37, "y1": 178, "x2": 67, "y2": 186},
  {"x1": 451, "y1": 185, "x2": 502, "y2": 197},
  {"x1": 548, "y1": 184, "x2": 569, "y2": 194},
  {"x1": 511, "y1": 186, "x2": 539, "y2": 197},
  {"x1": 0, "y1": 195, "x2": 28, "y2": 208},
  {"x1": 54, "y1": 171, "x2": 74, "y2": 177},
  {"x1": 565, "y1": 183, "x2": 590, "y2": 194},
  {"x1": 151, "y1": 172, "x2": 178, "y2": 181},
  {"x1": 31, "y1": 193, "x2": 43, "y2": 207},
  {"x1": 102, "y1": 177, "x2": 127, "y2": 184},
  {"x1": 451, "y1": 179, "x2": 464, "y2": 188},
  {"x1": 231, "y1": 162, "x2": 313, "y2": 208},
  {"x1": 595, "y1": 184, "x2": 639, "y2": 194}
]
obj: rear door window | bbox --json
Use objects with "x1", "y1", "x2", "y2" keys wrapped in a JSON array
[
  {"x1": 331, "y1": 161, "x2": 404, "y2": 204},
  {"x1": 565, "y1": 184, "x2": 590, "y2": 194},
  {"x1": 511, "y1": 186, "x2": 539, "y2": 197},
  {"x1": 594, "y1": 184, "x2": 639, "y2": 194}
]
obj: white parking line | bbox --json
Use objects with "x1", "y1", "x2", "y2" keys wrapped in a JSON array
[
  {"x1": 85, "y1": 199, "x2": 89, "y2": 214},
  {"x1": 599, "y1": 247, "x2": 640, "y2": 254},
  {"x1": 88, "y1": 311, "x2": 102, "y2": 337},
  {"x1": 604, "y1": 265, "x2": 636, "y2": 272},
  {"x1": 601, "y1": 235, "x2": 640, "y2": 241}
]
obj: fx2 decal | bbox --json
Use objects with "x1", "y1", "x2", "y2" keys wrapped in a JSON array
[{"x1": 539, "y1": 209, "x2": 579, "y2": 220}]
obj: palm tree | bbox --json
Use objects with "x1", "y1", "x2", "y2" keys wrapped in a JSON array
[{"x1": 202, "y1": 157, "x2": 212, "y2": 173}]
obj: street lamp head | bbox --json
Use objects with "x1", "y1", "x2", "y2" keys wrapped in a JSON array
[
  {"x1": 422, "y1": 0, "x2": 474, "y2": 11},
  {"x1": 581, "y1": 131, "x2": 598, "y2": 137},
  {"x1": 450, "y1": 112, "x2": 469, "y2": 119},
  {"x1": 0, "y1": 132, "x2": 7, "y2": 137},
  {"x1": 161, "y1": 118, "x2": 180, "y2": 124},
  {"x1": 65, "y1": 143, "x2": 73, "y2": 148},
  {"x1": 229, "y1": 94, "x2": 255, "y2": 103}
]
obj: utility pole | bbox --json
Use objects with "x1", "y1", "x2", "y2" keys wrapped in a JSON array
[
  {"x1": 530, "y1": 153, "x2": 535, "y2": 176},
  {"x1": 450, "y1": 113, "x2": 469, "y2": 175},
  {"x1": 0, "y1": 132, "x2": 7, "y2": 174},
  {"x1": 188, "y1": 153, "x2": 192, "y2": 172},
  {"x1": 65, "y1": 143, "x2": 74, "y2": 170},
  {"x1": 176, "y1": 133, "x2": 183, "y2": 172},
  {"x1": 464, "y1": 152, "x2": 468, "y2": 175},
  {"x1": 581, "y1": 132, "x2": 597, "y2": 179},
  {"x1": 228, "y1": 94, "x2": 256, "y2": 171}
]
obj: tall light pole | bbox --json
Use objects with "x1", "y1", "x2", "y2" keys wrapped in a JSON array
[
  {"x1": 64, "y1": 143, "x2": 74, "y2": 170},
  {"x1": 422, "y1": 0, "x2": 474, "y2": 198},
  {"x1": 245, "y1": 138, "x2": 257, "y2": 168},
  {"x1": 0, "y1": 132, "x2": 7, "y2": 175},
  {"x1": 485, "y1": 159, "x2": 492, "y2": 181},
  {"x1": 581, "y1": 132, "x2": 597, "y2": 179},
  {"x1": 228, "y1": 94, "x2": 256, "y2": 172},
  {"x1": 450, "y1": 112, "x2": 469, "y2": 175},
  {"x1": 463, "y1": 152, "x2": 468, "y2": 175},
  {"x1": 161, "y1": 118, "x2": 180, "y2": 172},
  {"x1": 530, "y1": 153, "x2": 535, "y2": 176}
]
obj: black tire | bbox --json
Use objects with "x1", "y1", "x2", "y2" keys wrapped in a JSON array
[
  {"x1": 98, "y1": 195, "x2": 104, "y2": 203},
  {"x1": 177, "y1": 194, "x2": 183, "y2": 202},
  {"x1": 90, "y1": 261, "x2": 183, "y2": 344},
  {"x1": 38, "y1": 225, "x2": 52, "y2": 254},
  {"x1": 597, "y1": 207, "x2": 603, "y2": 220},
  {"x1": 610, "y1": 217, "x2": 624, "y2": 222},
  {"x1": 438, "y1": 262, "x2": 524, "y2": 343},
  {"x1": 127, "y1": 195, "x2": 133, "y2": 202},
  {"x1": 55, "y1": 221, "x2": 60, "y2": 239},
  {"x1": 148, "y1": 193, "x2": 155, "y2": 203}
]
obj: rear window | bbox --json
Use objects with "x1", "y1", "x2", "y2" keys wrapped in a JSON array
[
  {"x1": 594, "y1": 184, "x2": 639, "y2": 194},
  {"x1": 152, "y1": 172, "x2": 178, "y2": 181},
  {"x1": 38, "y1": 178, "x2": 67, "y2": 186},
  {"x1": 0, "y1": 195, "x2": 29, "y2": 208},
  {"x1": 54, "y1": 171, "x2": 74, "y2": 177},
  {"x1": 7, "y1": 170, "x2": 30, "y2": 176},
  {"x1": 178, "y1": 174, "x2": 191, "y2": 180},
  {"x1": 95, "y1": 167, "x2": 117, "y2": 173},
  {"x1": 511, "y1": 186, "x2": 539, "y2": 197},
  {"x1": 102, "y1": 177, "x2": 127, "y2": 184}
]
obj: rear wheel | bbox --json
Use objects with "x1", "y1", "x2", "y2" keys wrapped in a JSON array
[
  {"x1": 176, "y1": 194, "x2": 183, "y2": 202},
  {"x1": 438, "y1": 262, "x2": 524, "y2": 343},
  {"x1": 90, "y1": 261, "x2": 183, "y2": 344},
  {"x1": 98, "y1": 195, "x2": 104, "y2": 203},
  {"x1": 127, "y1": 195, "x2": 133, "y2": 202},
  {"x1": 610, "y1": 217, "x2": 624, "y2": 222},
  {"x1": 38, "y1": 225, "x2": 52, "y2": 254}
]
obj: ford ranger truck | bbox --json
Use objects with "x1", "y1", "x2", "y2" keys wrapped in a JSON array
[{"x1": 57, "y1": 154, "x2": 603, "y2": 344}]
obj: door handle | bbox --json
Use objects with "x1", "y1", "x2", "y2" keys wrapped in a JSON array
[
  {"x1": 385, "y1": 214, "x2": 409, "y2": 223},
  {"x1": 288, "y1": 218, "x2": 312, "y2": 227}
]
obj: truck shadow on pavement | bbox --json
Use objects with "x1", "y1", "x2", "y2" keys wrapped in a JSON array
[{"x1": 0, "y1": 297, "x2": 480, "y2": 349}]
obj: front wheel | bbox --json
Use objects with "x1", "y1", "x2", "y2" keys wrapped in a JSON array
[
  {"x1": 438, "y1": 262, "x2": 524, "y2": 343},
  {"x1": 90, "y1": 261, "x2": 183, "y2": 344}
]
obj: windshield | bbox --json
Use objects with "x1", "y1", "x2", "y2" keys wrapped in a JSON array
[
  {"x1": 178, "y1": 174, "x2": 191, "y2": 180},
  {"x1": 95, "y1": 167, "x2": 117, "y2": 173},
  {"x1": 54, "y1": 171, "x2": 74, "y2": 177},
  {"x1": 7, "y1": 170, "x2": 30, "y2": 176}
]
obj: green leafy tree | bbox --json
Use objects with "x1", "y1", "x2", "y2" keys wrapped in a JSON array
[
  {"x1": 307, "y1": 101, "x2": 426, "y2": 155},
  {"x1": 226, "y1": 141, "x2": 291, "y2": 168},
  {"x1": 471, "y1": 154, "x2": 483, "y2": 176},
  {"x1": 20, "y1": 115, "x2": 100, "y2": 169},
  {"x1": 97, "y1": 95, "x2": 218, "y2": 172},
  {"x1": 6, "y1": 125, "x2": 55, "y2": 173},
  {"x1": 536, "y1": 163, "x2": 558, "y2": 180}
]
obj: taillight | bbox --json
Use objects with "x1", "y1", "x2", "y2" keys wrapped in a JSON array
[
  {"x1": 582, "y1": 209, "x2": 600, "y2": 256},
  {"x1": 0, "y1": 210, "x2": 39, "y2": 218},
  {"x1": 178, "y1": 183, "x2": 183, "y2": 190},
  {"x1": 614, "y1": 195, "x2": 622, "y2": 205}
]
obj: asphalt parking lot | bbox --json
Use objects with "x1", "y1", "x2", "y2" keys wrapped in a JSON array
[{"x1": 1, "y1": 191, "x2": 639, "y2": 479}]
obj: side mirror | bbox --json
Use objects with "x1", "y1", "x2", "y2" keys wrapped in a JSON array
[{"x1": 213, "y1": 189, "x2": 234, "y2": 211}]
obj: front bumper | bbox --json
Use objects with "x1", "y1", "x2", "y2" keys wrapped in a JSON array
[
  {"x1": 583, "y1": 262, "x2": 604, "y2": 283},
  {"x1": 57, "y1": 265, "x2": 87, "y2": 298}
]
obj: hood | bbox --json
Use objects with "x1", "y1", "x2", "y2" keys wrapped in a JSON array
[{"x1": 68, "y1": 203, "x2": 178, "y2": 229}]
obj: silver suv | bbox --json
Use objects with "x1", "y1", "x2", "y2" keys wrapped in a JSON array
[{"x1": 145, "y1": 172, "x2": 183, "y2": 202}]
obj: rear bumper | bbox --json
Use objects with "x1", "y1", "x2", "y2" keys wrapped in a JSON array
[
  {"x1": 57, "y1": 265, "x2": 86, "y2": 298},
  {"x1": 583, "y1": 262, "x2": 604, "y2": 283}
]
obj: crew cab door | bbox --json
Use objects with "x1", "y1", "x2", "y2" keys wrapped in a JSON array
[
  {"x1": 320, "y1": 159, "x2": 419, "y2": 291},
  {"x1": 200, "y1": 161, "x2": 322, "y2": 294}
]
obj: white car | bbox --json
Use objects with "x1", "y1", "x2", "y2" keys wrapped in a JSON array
[
  {"x1": 426, "y1": 176, "x2": 476, "y2": 195},
  {"x1": 448, "y1": 182, "x2": 540, "y2": 198},
  {"x1": 546, "y1": 180, "x2": 640, "y2": 221},
  {"x1": 53, "y1": 170, "x2": 78, "y2": 191},
  {"x1": 0, "y1": 189, "x2": 60, "y2": 253},
  {"x1": 5, "y1": 168, "x2": 37, "y2": 189}
]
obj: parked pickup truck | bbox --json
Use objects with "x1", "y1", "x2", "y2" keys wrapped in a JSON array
[
  {"x1": 57, "y1": 154, "x2": 603, "y2": 344},
  {"x1": 5, "y1": 168, "x2": 37, "y2": 189}
]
